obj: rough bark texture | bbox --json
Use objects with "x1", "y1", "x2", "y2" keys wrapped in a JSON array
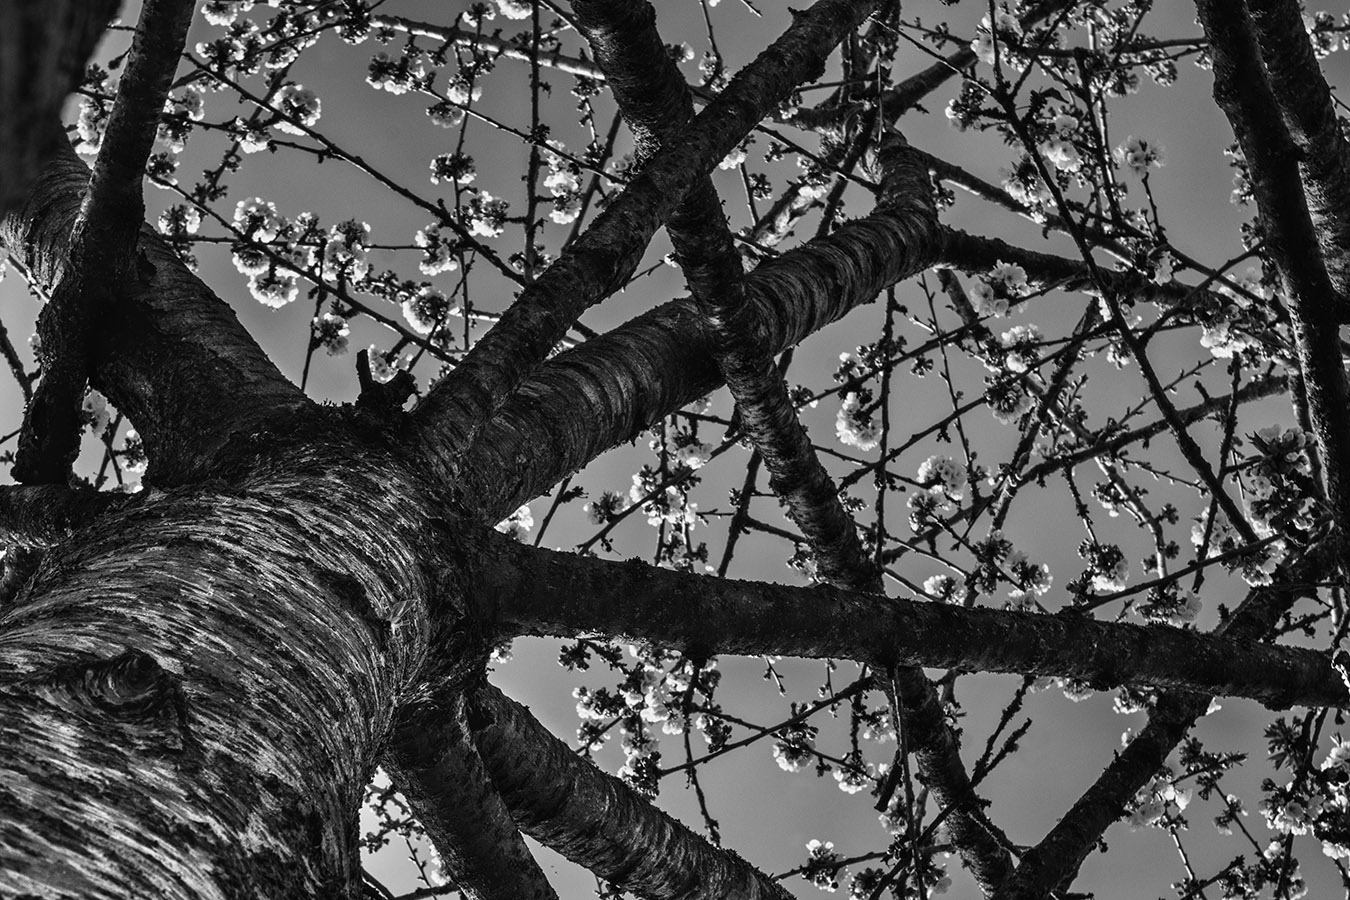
[
  {"x1": 477, "y1": 535, "x2": 1346, "y2": 710},
  {"x1": 471, "y1": 684, "x2": 794, "y2": 900},
  {"x1": 3, "y1": 4, "x2": 1347, "y2": 899},
  {"x1": 1246, "y1": 0, "x2": 1350, "y2": 299},
  {"x1": 0, "y1": 427, "x2": 447, "y2": 898},
  {"x1": 1195, "y1": 0, "x2": 1350, "y2": 557},
  {"x1": 0, "y1": 0, "x2": 119, "y2": 218},
  {"x1": 16, "y1": 0, "x2": 196, "y2": 484},
  {"x1": 1, "y1": 146, "x2": 312, "y2": 485},
  {"x1": 0, "y1": 485, "x2": 127, "y2": 550},
  {"x1": 459, "y1": 171, "x2": 952, "y2": 523},
  {"x1": 386, "y1": 693, "x2": 561, "y2": 900}
]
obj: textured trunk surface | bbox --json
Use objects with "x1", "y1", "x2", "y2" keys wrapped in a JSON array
[{"x1": 0, "y1": 426, "x2": 445, "y2": 898}]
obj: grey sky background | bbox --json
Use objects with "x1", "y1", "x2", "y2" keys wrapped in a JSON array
[{"x1": 3, "y1": 1, "x2": 1348, "y2": 897}]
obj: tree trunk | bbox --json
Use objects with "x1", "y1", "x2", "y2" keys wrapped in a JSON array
[{"x1": 0, "y1": 426, "x2": 454, "y2": 898}]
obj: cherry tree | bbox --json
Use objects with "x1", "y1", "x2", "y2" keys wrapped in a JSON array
[{"x1": 2, "y1": 0, "x2": 1350, "y2": 898}]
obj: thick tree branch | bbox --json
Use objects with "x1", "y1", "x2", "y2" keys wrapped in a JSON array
[
  {"x1": 469, "y1": 683, "x2": 793, "y2": 900},
  {"x1": 1, "y1": 146, "x2": 312, "y2": 485},
  {"x1": 410, "y1": 0, "x2": 880, "y2": 485},
  {"x1": 458, "y1": 218, "x2": 1208, "y2": 525},
  {"x1": 1194, "y1": 0, "x2": 1350, "y2": 559},
  {"x1": 474, "y1": 535, "x2": 1347, "y2": 711},
  {"x1": 571, "y1": 0, "x2": 894, "y2": 591},
  {"x1": 0, "y1": 484, "x2": 127, "y2": 551},
  {"x1": 385, "y1": 695, "x2": 560, "y2": 900},
  {"x1": 459, "y1": 158, "x2": 950, "y2": 524},
  {"x1": 15, "y1": 0, "x2": 195, "y2": 485},
  {"x1": 0, "y1": 0, "x2": 118, "y2": 218},
  {"x1": 1246, "y1": 0, "x2": 1350, "y2": 299}
]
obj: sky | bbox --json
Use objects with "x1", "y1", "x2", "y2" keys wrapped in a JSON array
[{"x1": 3, "y1": 1, "x2": 1349, "y2": 898}]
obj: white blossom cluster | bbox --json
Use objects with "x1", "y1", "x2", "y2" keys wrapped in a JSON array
[
  {"x1": 986, "y1": 377, "x2": 1035, "y2": 426},
  {"x1": 629, "y1": 469, "x2": 699, "y2": 531},
  {"x1": 541, "y1": 145, "x2": 583, "y2": 224},
  {"x1": 969, "y1": 261, "x2": 1030, "y2": 318},
  {"x1": 1139, "y1": 584, "x2": 1203, "y2": 627},
  {"x1": 310, "y1": 311, "x2": 349, "y2": 356},
  {"x1": 1115, "y1": 135, "x2": 1166, "y2": 177},
  {"x1": 1257, "y1": 739, "x2": 1350, "y2": 864},
  {"x1": 272, "y1": 82, "x2": 321, "y2": 134},
  {"x1": 413, "y1": 224, "x2": 460, "y2": 276},
  {"x1": 157, "y1": 204, "x2": 202, "y2": 239},
  {"x1": 971, "y1": 9, "x2": 1023, "y2": 67},
  {"x1": 464, "y1": 190, "x2": 509, "y2": 239},
  {"x1": 998, "y1": 323, "x2": 1041, "y2": 374},
  {"x1": 909, "y1": 454, "x2": 968, "y2": 532},
  {"x1": 1004, "y1": 547, "x2": 1053, "y2": 608},
  {"x1": 772, "y1": 720, "x2": 817, "y2": 773},
  {"x1": 323, "y1": 219, "x2": 371, "y2": 283},
  {"x1": 201, "y1": 0, "x2": 257, "y2": 27},
  {"x1": 1127, "y1": 768, "x2": 1192, "y2": 830},
  {"x1": 922, "y1": 573, "x2": 968, "y2": 605},
  {"x1": 494, "y1": 504, "x2": 534, "y2": 540},
  {"x1": 573, "y1": 648, "x2": 720, "y2": 791},
  {"x1": 1041, "y1": 112, "x2": 1082, "y2": 173},
  {"x1": 366, "y1": 50, "x2": 426, "y2": 95},
  {"x1": 401, "y1": 286, "x2": 458, "y2": 336},
  {"x1": 1001, "y1": 156, "x2": 1053, "y2": 214},
  {"x1": 835, "y1": 392, "x2": 879, "y2": 451},
  {"x1": 366, "y1": 346, "x2": 411, "y2": 385},
  {"x1": 1190, "y1": 508, "x2": 1287, "y2": 587}
]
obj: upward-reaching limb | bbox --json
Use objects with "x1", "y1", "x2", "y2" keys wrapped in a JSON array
[
  {"x1": 1, "y1": 143, "x2": 312, "y2": 485},
  {"x1": 0, "y1": 0, "x2": 118, "y2": 219},
  {"x1": 14, "y1": 0, "x2": 196, "y2": 484}
]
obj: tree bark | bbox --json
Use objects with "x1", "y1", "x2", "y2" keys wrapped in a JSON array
[{"x1": 0, "y1": 429, "x2": 449, "y2": 898}]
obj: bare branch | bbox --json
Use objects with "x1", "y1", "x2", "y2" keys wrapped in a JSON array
[
  {"x1": 990, "y1": 561, "x2": 1319, "y2": 900},
  {"x1": 368, "y1": 13, "x2": 606, "y2": 81}
]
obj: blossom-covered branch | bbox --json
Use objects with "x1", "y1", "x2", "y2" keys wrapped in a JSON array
[{"x1": 571, "y1": 0, "x2": 889, "y2": 591}]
